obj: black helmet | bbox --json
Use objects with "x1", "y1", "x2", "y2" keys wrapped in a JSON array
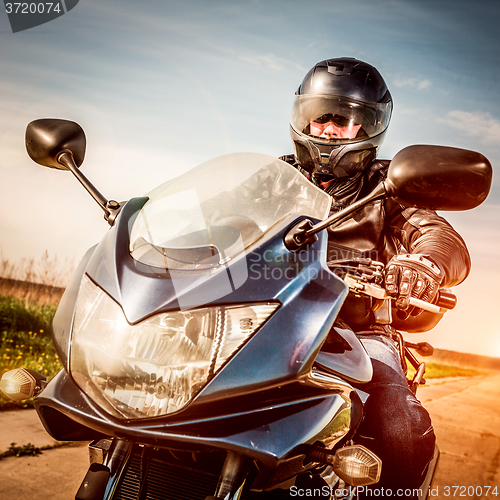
[{"x1": 290, "y1": 57, "x2": 392, "y2": 178}]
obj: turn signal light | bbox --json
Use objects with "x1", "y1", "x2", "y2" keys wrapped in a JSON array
[
  {"x1": 309, "y1": 444, "x2": 382, "y2": 486},
  {"x1": 333, "y1": 444, "x2": 382, "y2": 486},
  {"x1": 0, "y1": 368, "x2": 46, "y2": 401}
]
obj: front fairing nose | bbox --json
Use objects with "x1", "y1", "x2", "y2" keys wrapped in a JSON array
[{"x1": 78, "y1": 204, "x2": 347, "y2": 400}]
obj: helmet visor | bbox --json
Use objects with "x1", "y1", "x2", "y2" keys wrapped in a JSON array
[{"x1": 291, "y1": 95, "x2": 392, "y2": 145}]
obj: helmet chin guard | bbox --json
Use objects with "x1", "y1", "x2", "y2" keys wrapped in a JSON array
[{"x1": 290, "y1": 58, "x2": 392, "y2": 178}]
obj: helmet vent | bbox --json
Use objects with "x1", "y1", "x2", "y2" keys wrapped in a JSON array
[{"x1": 328, "y1": 61, "x2": 354, "y2": 76}]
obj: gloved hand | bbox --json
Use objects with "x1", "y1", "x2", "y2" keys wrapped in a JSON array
[{"x1": 385, "y1": 254, "x2": 444, "y2": 317}]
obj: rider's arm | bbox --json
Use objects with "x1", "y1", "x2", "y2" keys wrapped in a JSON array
[{"x1": 386, "y1": 202, "x2": 471, "y2": 287}]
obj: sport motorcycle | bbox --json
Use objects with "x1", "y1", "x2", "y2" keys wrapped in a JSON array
[{"x1": 0, "y1": 119, "x2": 492, "y2": 500}]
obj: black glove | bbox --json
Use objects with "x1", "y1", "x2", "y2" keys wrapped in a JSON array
[{"x1": 385, "y1": 254, "x2": 444, "y2": 317}]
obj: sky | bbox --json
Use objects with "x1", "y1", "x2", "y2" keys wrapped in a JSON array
[{"x1": 0, "y1": 0, "x2": 499, "y2": 357}]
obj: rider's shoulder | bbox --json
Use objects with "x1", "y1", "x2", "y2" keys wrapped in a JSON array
[{"x1": 365, "y1": 159, "x2": 390, "y2": 186}]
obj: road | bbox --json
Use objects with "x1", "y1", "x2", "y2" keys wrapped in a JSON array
[
  {"x1": 0, "y1": 409, "x2": 88, "y2": 500},
  {"x1": 418, "y1": 374, "x2": 500, "y2": 498},
  {"x1": 0, "y1": 374, "x2": 499, "y2": 499}
]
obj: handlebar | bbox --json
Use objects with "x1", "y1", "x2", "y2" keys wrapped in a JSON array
[
  {"x1": 407, "y1": 290, "x2": 456, "y2": 314},
  {"x1": 341, "y1": 268, "x2": 457, "y2": 315}
]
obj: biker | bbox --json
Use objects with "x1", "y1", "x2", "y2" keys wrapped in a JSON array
[{"x1": 280, "y1": 57, "x2": 470, "y2": 497}]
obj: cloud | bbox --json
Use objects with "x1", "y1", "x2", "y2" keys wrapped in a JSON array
[
  {"x1": 393, "y1": 78, "x2": 432, "y2": 90},
  {"x1": 238, "y1": 53, "x2": 287, "y2": 71},
  {"x1": 439, "y1": 110, "x2": 500, "y2": 145}
]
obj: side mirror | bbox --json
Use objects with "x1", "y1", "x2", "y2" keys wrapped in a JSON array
[
  {"x1": 25, "y1": 118, "x2": 122, "y2": 225},
  {"x1": 285, "y1": 144, "x2": 493, "y2": 250},
  {"x1": 26, "y1": 118, "x2": 86, "y2": 170},
  {"x1": 385, "y1": 145, "x2": 492, "y2": 210}
]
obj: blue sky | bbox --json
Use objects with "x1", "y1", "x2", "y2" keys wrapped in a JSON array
[{"x1": 0, "y1": 0, "x2": 499, "y2": 356}]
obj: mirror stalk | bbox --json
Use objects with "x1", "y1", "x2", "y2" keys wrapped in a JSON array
[
  {"x1": 57, "y1": 151, "x2": 107, "y2": 210},
  {"x1": 305, "y1": 182, "x2": 387, "y2": 237},
  {"x1": 285, "y1": 182, "x2": 387, "y2": 251},
  {"x1": 57, "y1": 151, "x2": 121, "y2": 225}
]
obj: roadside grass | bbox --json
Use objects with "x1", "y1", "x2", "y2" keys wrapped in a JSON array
[
  {"x1": 407, "y1": 360, "x2": 488, "y2": 380},
  {"x1": 1, "y1": 295, "x2": 62, "y2": 410},
  {"x1": 0, "y1": 251, "x2": 72, "y2": 306},
  {"x1": 0, "y1": 441, "x2": 74, "y2": 460},
  {"x1": 1, "y1": 250, "x2": 73, "y2": 290},
  {"x1": 0, "y1": 252, "x2": 68, "y2": 409},
  {"x1": 0, "y1": 294, "x2": 56, "y2": 333}
]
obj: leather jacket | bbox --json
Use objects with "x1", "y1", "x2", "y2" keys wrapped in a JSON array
[{"x1": 280, "y1": 155, "x2": 471, "y2": 331}]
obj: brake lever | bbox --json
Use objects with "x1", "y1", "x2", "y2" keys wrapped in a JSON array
[{"x1": 344, "y1": 274, "x2": 453, "y2": 315}]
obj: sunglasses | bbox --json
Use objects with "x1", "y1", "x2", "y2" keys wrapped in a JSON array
[{"x1": 312, "y1": 114, "x2": 353, "y2": 127}]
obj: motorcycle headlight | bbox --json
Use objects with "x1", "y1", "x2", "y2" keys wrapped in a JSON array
[{"x1": 70, "y1": 275, "x2": 279, "y2": 419}]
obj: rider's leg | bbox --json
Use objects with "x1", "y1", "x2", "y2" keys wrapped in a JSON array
[{"x1": 353, "y1": 334, "x2": 435, "y2": 499}]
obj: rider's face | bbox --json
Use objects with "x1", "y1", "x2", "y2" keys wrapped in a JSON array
[{"x1": 310, "y1": 114, "x2": 361, "y2": 140}]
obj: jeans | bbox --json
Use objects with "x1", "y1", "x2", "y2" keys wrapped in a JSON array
[{"x1": 353, "y1": 334, "x2": 435, "y2": 499}]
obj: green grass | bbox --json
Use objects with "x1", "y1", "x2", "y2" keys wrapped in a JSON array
[
  {"x1": 0, "y1": 295, "x2": 62, "y2": 410},
  {"x1": 0, "y1": 294, "x2": 56, "y2": 333},
  {"x1": 407, "y1": 361, "x2": 486, "y2": 380}
]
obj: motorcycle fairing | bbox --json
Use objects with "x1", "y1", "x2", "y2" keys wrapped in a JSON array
[
  {"x1": 35, "y1": 368, "x2": 353, "y2": 469},
  {"x1": 58, "y1": 197, "x2": 359, "y2": 404},
  {"x1": 38, "y1": 189, "x2": 373, "y2": 474},
  {"x1": 50, "y1": 244, "x2": 96, "y2": 367},
  {"x1": 314, "y1": 326, "x2": 372, "y2": 383},
  {"x1": 82, "y1": 197, "x2": 345, "y2": 324}
]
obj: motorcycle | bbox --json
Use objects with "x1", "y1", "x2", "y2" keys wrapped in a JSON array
[{"x1": 1, "y1": 119, "x2": 492, "y2": 500}]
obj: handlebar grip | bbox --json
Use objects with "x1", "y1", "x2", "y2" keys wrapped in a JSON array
[
  {"x1": 436, "y1": 290, "x2": 457, "y2": 310},
  {"x1": 408, "y1": 297, "x2": 442, "y2": 314},
  {"x1": 408, "y1": 290, "x2": 457, "y2": 314}
]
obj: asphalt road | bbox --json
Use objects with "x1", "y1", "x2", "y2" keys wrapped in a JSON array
[
  {"x1": 0, "y1": 374, "x2": 499, "y2": 500},
  {"x1": 418, "y1": 374, "x2": 500, "y2": 499}
]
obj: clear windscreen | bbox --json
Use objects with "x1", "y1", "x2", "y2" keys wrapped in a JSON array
[{"x1": 129, "y1": 153, "x2": 331, "y2": 271}]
